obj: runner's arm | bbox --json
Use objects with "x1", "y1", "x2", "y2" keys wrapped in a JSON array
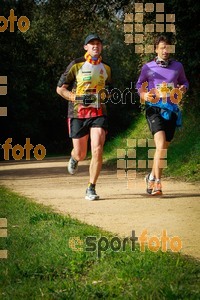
[
  {"x1": 56, "y1": 84, "x2": 75, "y2": 102},
  {"x1": 177, "y1": 64, "x2": 189, "y2": 94},
  {"x1": 136, "y1": 65, "x2": 149, "y2": 102},
  {"x1": 56, "y1": 61, "x2": 77, "y2": 102}
]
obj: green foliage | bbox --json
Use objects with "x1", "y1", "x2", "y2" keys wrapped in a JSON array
[
  {"x1": 1, "y1": 0, "x2": 199, "y2": 176},
  {"x1": 1, "y1": 0, "x2": 139, "y2": 156}
]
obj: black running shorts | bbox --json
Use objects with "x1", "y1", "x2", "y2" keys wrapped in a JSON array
[
  {"x1": 68, "y1": 116, "x2": 108, "y2": 138},
  {"x1": 145, "y1": 106, "x2": 177, "y2": 142}
]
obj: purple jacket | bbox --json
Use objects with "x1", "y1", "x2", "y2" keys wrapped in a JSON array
[{"x1": 136, "y1": 60, "x2": 189, "y2": 109}]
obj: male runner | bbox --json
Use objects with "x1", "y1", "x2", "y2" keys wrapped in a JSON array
[
  {"x1": 56, "y1": 33, "x2": 112, "y2": 200},
  {"x1": 136, "y1": 35, "x2": 189, "y2": 196}
]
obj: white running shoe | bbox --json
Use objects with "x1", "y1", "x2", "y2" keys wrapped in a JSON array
[
  {"x1": 145, "y1": 174, "x2": 155, "y2": 195},
  {"x1": 85, "y1": 186, "x2": 99, "y2": 201},
  {"x1": 68, "y1": 157, "x2": 78, "y2": 175}
]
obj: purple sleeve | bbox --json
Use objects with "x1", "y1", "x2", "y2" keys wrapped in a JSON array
[
  {"x1": 177, "y1": 64, "x2": 189, "y2": 89},
  {"x1": 136, "y1": 64, "x2": 148, "y2": 92}
]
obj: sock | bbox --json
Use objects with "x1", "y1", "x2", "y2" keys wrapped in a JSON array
[
  {"x1": 149, "y1": 173, "x2": 155, "y2": 181},
  {"x1": 156, "y1": 179, "x2": 161, "y2": 183},
  {"x1": 88, "y1": 183, "x2": 95, "y2": 189}
]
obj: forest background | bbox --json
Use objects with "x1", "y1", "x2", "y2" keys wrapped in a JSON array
[{"x1": 0, "y1": 0, "x2": 199, "y2": 180}]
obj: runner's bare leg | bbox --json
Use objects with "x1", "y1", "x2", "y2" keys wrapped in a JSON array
[
  {"x1": 152, "y1": 131, "x2": 170, "y2": 179},
  {"x1": 89, "y1": 127, "x2": 106, "y2": 184},
  {"x1": 71, "y1": 134, "x2": 89, "y2": 161}
]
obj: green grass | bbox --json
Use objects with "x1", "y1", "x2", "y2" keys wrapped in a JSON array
[
  {"x1": 0, "y1": 186, "x2": 199, "y2": 299},
  {"x1": 104, "y1": 109, "x2": 200, "y2": 182},
  {"x1": 164, "y1": 110, "x2": 200, "y2": 181}
]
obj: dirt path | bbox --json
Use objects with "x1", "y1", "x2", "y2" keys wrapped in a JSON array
[{"x1": 0, "y1": 157, "x2": 200, "y2": 259}]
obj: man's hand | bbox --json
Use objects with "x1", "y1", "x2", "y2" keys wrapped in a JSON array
[
  {"x1": 68, "y1": 91, "x2": 76, "y2": 102},
  {"x1": 177, "y1": 85, "x2": 187, "y2": 94},
  {"x1": 143, "y1": 91, "x2": 160, "y2": 103},
  {"x1": 56, "y1": 85, "x2": 76, "y2": 102}
]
